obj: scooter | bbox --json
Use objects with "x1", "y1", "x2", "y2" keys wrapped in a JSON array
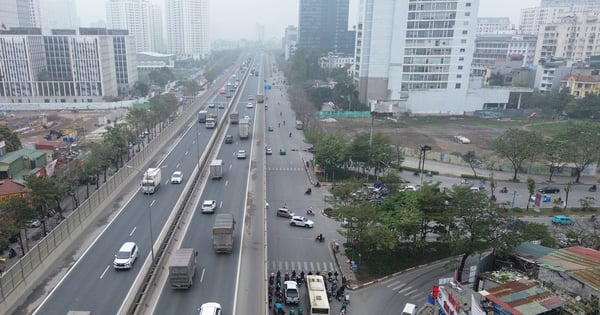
[
  {"x1": 315, "y1": 235, "x2": 324, "y2": 243},
  {"x1": 500, "y1": 187, "x2": 508, "y2": 193},
  {"x1": 305, "y1": 188, "x2": 312, "y2": 195},
  {"x1": 589, "y1": 185, "x2": 597, "y2": 192},
  {"x1": 306, "y1": 209, "x2": 315, "y2": 216}
]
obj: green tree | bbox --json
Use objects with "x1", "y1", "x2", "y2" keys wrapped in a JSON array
[
  {"x1": 0, "y1": 124, "x2": 22, "y2": 152},
  {"x1": 462, "y1": 151, "x2": 478, "y2": 177},
  {"x1": 0, "y1": 197, "x2": 35, "y2": 255},
  {"x1": 26, "y1": 176, "x2": 65, "y2": 235},
  {"x1": 493, "y1": 129, "x2": 543, "y2": 181},
  {"x1": 525, "y1": 177, "x2": 536, "y2": 211},
  {"x1": 181, "y1": 80, "x2": 200, "y2": 96},
  {"x1": 543, "y1": 139, "x2": 568, "y2": 182},
  {"x1": 314, "y1": 134, "x2": 348, "y2": 181},
  {"x1": 556, "y1": 121, "x2": 600, "y2": 183},
  {"x1": 132, "y1": 81, "x2": 149, "y2": 97},
  {"x1": 488, "y1": 72, "x2": 505, "y2": 86}
]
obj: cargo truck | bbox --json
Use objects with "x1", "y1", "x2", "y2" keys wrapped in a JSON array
[
  {"x1": 239, "y1": 117, "x2": 250, "y2": 139},
  {"x1": 229, "y1": 112, "x2": 239, "y2": 124},
  {"x1": 205, "y1": 113, "x2": 217, "y2": 129},
  {"x1": 210, "y1": 159, "x2": 223, "y2": 179},
  {"x1": 141, "y1": 168, "x2": 161, "y2": 194},
  {"x1": 256, "y1": 93, "x2": 264, "y2": 103},
  {"x1": 168, "y1": 248, "x2": 197, "y2": 289},
  {"x1": 213, "y1": 213, "x2": 235, "y2": 253},
  {"x1": 198, "y1": 110, "x2": 208, "y2": 123}
]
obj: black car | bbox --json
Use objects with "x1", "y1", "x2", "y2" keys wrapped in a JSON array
[
  {"x1": 538, "y1": 186, "x2": 561, "y2": 194},
  {"x1": 225, "y1": 135, "x2": 233, "y2": 144}
]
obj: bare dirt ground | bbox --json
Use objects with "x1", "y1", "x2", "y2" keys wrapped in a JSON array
[
  {"x1": 2, "y1": 110, "x2": 124, "y2": 146},
  {"x1": 318, "y1": 116, "x2": 512, "y2": 157}
]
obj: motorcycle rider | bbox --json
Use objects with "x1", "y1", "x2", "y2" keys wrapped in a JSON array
[
  {"x1": 316, "y1": 233, "x2": 324, "y2": 242},
  {"x1": 307, "y1": 207, "x2": 314, "y2": 215}
]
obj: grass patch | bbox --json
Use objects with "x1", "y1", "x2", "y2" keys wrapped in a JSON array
[{"x1": 525, "y1": 121, "x2": 570, "y2": 137}]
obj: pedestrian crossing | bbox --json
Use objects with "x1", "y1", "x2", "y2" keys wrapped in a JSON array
[
  {"x1": 382, "y1": 278, "x2": 427, "y2": 300},
  {"x1": 267, "y1": 167, "x2": 304, "y2": 172},
  {"x1": 269, "y1": 260, "x2": 337, "y2": 274}
]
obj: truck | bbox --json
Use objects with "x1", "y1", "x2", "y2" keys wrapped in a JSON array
[
  {"x1": 213, "y1": 213, "x2": 235, "y2": 253},
  {"x1": 229, "y1": 112, "x2": 239, "y2": 124},
  {"x1": 141, "y1": 168, "x2": 161, "y2": 194},
  {"x1": 205, "y1": 113, "x2": 217, "y2": 129},
  {"x1": 210, "y1": 159, "x2": 223, "y2": 179},
  {"x1": 168, "y1": 248, "x2": 197, "y2": 289},
  {"x1": 239, "y1": 117, "x2": 250, "y2": 139},
  {"x1": 256, "y1": 93, "x2": 264, "y2": 103},
  {"x1": 198, "y1": 110, "x2": 208, "y2": 123}
]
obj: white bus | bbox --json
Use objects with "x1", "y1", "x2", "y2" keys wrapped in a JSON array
[{"x1": 305, "y1": 275, "x2": 330, "y2": 315}]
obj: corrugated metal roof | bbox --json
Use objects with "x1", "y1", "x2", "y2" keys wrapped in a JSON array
[
  {"x1": 482, "y1": 280, "x2": 565, "y2": 314},
  {"x1": 537, "y1": 247, "x2": 600, "y2": 272},
  {"x1": 515, "y1": 242, "x2": 555, "y2": 260}
]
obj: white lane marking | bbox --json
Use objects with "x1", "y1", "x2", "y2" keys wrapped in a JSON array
[
  {"x1": 99, "y1": 265, "x2": 110, "y2": 279},
  {"x1": 185, "y1": 151, "x2": 189, "y2": 155},
  {"x1": 398, "y1": 286, "x2": 413, "y2": 294},
  {"x1": 405, "y1": 289, "x2": 419, "y2": 296},
  {"x1": 225, "y1": 180, "x2": 229, "y2": 187},
  {"x1": 200, "y1": 268, "x2": 206, "y2": 283},
  {"x1": 219, "y1": 201, "x2": 223, "y2": 208},
  {"x1": 229, "y1": 164, "x2": 233, "y2": 170},
  {"x1": 150, "y1": 199, "x2": 156, "y2": 207},
  {"x1": 129, "y1": 226, "x2": 137, "y2": 236},
  {"x1": 176, "y1": 163, "x2": 180, "y2": 168}
]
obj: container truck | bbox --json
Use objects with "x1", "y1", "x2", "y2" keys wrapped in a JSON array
[
  {"x1": 141, "y1": 168, "x2": 161, "y2": 194},
  {"x1": 205, "y1": 113, "x2": 217, "y2": 129},
  {"x1": 210, "y1": 159, "x2": 223, "y2": 179},
  {"x1": 198, "y1": 110, "x2": 208, "y2": 123},
  {"x1": 213, "y1": 213, "x2": 235, "y2": 253},
  {"x1": 229, "y1": 112, "x2": 239, "y2": 124},
  {"x1": 239, "y1": 117, "x2": 250, "y2": 139},
  {"x1": 256, "y1": 93, "x2": 264, "y2": 103},
  {"x1": 168, "y1": 248, "x2": 197, "y2": 289}
]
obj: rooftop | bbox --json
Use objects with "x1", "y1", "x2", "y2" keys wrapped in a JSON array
[{"x1": 480, "y1": 279, "x2": 565, "y2": 315}]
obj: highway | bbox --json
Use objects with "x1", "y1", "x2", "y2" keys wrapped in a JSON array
[
  {"x1": 151, "y1": 66, "x2": 260, "y2": 315},
  {"x1": 33, "y1": 68, "x2": 247, "y2": 314}
]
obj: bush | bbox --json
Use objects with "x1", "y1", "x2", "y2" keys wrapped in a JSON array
[
  {"x1": 399, "y1": 166, "x2": 439, "y2": 175},
  {"x1": 460, "y1": 174, "x2": 488, "y2": 180}
]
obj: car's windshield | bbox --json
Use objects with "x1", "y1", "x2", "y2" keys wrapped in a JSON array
[{"x1": 116, "y1": 251, "x2": 130, "y2": 259}]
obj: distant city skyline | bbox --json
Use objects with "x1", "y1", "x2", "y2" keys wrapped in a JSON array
[{"x1": 71, "y1": 0, "x2": 541, "y2": 41}]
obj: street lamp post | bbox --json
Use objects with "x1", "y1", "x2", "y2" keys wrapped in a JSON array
[{"x1": 419, "y1": 145, "x2": 432, "y2": 186}]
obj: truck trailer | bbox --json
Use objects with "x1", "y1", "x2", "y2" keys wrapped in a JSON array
[
  {"x1": 168, "y1": 248, "x2": 197, "y2": 289},
  {"x1": 205, "y1": 113, "x2": 217, "y2": 129},
  {"x1": 239, "y1": 117, "x2": 250, "y2": 139},
  {"x1": 141, "y1": 167, "x2": 161, "y2": 194},
  {"x1": 256, "y1": 93, "x2": 264, "y2": 103},
  {"x1": 210, "y1": 159, "x2": 223, "y2": 179},
  {"x1": 229, "y1": 112, "x2": 239, "y2": 124},
  {"x1": 213, "y1": 213, "x2": 235, "y2": 253}
]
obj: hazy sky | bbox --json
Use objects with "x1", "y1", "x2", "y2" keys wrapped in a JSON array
[{"x1": 74, "y1": 0, "x2": 542, "y2": 41}]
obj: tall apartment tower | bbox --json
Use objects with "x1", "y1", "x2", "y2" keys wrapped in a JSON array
[
  {"x1": 298, "y1": 0, "x2": 354, "y2": 54},
  {"x1": 520, "y1": 1, "x2": 600, "y2": 35},
  {"x1": 165, "y1": 0, "x2": 210, "y2": 59},
  {"x1": 0, "y1": 0, "x2": 39, "y2": 29},
  {"x1": 106, "y1": 0, "x2": 154, "y2": 52},
  {"x1": 354, "y1": 0, "x2": 479, "y2": 114},
  {"x1": 149, "y1": 3, "x2": 165, "y2": 52},
  {"x1": 38, "y1": 0, "x2": 78, "y2": 34}
]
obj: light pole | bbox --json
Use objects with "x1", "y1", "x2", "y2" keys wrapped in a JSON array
[
  {"x1": 419, "y1": 145, "x2": 432, "y2": 186},
  {"x1": 126, "y1": 165, "x2": 166, "y2": 261}
]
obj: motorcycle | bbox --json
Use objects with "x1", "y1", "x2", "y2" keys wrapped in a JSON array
[
  {"x1": 305, "y1": 188, "x2": 312, "y2": 195},
  {"x1": 315, "y1": 234, "x2": 324, "y2": 243},
  {"x1": 500, "y1": 186, "x2": 508, "y2": 193},
  {"x1": 306, "y1": 209, "x2": 315, "y2": 216},
  {"x1": 589, "y1": 185, "x2": 597, "y2": 192}
]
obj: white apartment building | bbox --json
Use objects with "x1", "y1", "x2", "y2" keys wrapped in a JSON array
[
  {"x1": 520, "y1": 2, "x2": 600, "y2": 35},
  {"x1": 534, "y1": 12, "x2": 600, "y2": 64},
  {"x1": 0, "y1": 27, "x2": 137, "y2": 104},
  {"x1": 106, "y1": 0, "x2": 155, "y2": 53},
  {"x1": 472, "y1": 34, "x2": 537, "y2": 75},
  {"x1": 38, "y1": 0, "x2": 78, "y2": 34},
  {"x1": 166, "y1": 0, "x2": 210, "y2": 59},
  {"x1": 0, "y1": 0, "x2": 39, "y2": 29},
  {"x1": 319, "y1": 53, "x2": 354, "y2": 70},
  {"x1": 149, "y1": 3, "x2": 164, "y2": 52},
  {"x1": 283, "y1": 25, "x2": 298, "y2": 61},
  {"x1": 354, "y1": 0, "x2": 485, "y2": 114},
  {"x1": 476, "y1": 17, "x2": 513, "y2": 35}
]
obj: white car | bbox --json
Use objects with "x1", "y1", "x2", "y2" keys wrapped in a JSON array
[
  {"x1": 289, "y1": 216, "x2": 314, "y2": 228},
  {"x1": 208, "y1": 103, "x2": 215, "y2": 108},
  {"x1": 237, "y1": 149, "x2": 247, "y2": 159},
  {"x1": 199, "y1": 302, "x2": 222, "y2": 315},
  {"x1": 247, "y1": 102, "x2": 254, "y2": 108},
  {"x1": 202, "y1": 200, "x2": 217, "y2": 213},
  {"x1": 113, "y1": 242, "x2": 138, "y2": 269},
  {"x1": 170, "y1": 171, "x2": 183, "y2": 184}
]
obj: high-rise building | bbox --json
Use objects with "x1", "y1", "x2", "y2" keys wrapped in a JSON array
[
  {"x1": 519, "y1": 1, "x2": 600, "y2": 35},
  {"x1": 106, "y1": 0, "x2": 156, "y2": 53},
  {"x1": 165, "y1": 0, "x2": 210, "y2": 59},
  {"x1": 298, "y1": 0, "x2": 354, "y2": 54},
  {"x1": 0, "y1": 0, "x2": 39, "y2": 29},
  {"x1": 149, "y1": 3, "x2": 164, "y2": 52},
  {"x1": 283, "y1": 25, "x2": 298, "y2": 61},
  {"x1": 472, "y1": 34, "x2": 537, "y2": 75},
  {"x1": 476, "y1": 17, "x2": 513, "y2": 35},
  {"x1": 354, "y1": 0, "x2": 479, "y2": 113},
  {"x1": 0, "y1": 27, "x2": 137, "y2": 103},
  {"x1": 38, "y1": 0, "x2": 78, "y2": 34}
]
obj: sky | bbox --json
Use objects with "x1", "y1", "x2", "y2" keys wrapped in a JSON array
[{"x1": 75, "y1": 0, "x2": 542, "y2": 41}]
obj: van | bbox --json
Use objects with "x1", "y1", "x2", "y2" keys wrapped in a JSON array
[
  {"x1": 401, "y1": 303, "x2": 417, "y2": 315},
  {"x1": 199, "y1": 302, "x2": 222, "y2": 315},
  {"x1": 113, "y1": 242, "x2": 138, "y2": 269},
  {"x1": 276, "y1": 207, "x2": 294, "y2": 218}
]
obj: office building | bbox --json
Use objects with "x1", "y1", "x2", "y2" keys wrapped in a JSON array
[
  {"x1": 476, "y1": 17, "x2": 513, "y2": 35},
  {"x1": 165, "y1": 0, "x2": 210, "y2": 59},
  {"x1": 354, "y1": 0, "x2": 481, "y2": 113},
  {"x1": 298, "y1": 0, "x2": 354, "y2": 54},
  {"x1": 0, "y1": 27, "x2": 137, "y2": 103},
  {"x1": 106, "y1": 0, "x2": 155, "y2": 52},
  {"x1": 534, "y1": 12, "x2": 600, "y2": 64},
  {"x1": 149, "y1": 3, "x2": 165, "y2": 52},
  {"x1": 520, "y1": 1, "x2": 600, "y2": 35},
  {"x1": 283, "y1": 25, "x2": 298, "y2": 61},
  {"x1": 0, "y1": 0, "x2": 39, "y2": 29},
  {"x1": 38, "y1": 0, "x2": 78, "y2": 34},
  {"x1": 472, "y1": 34, "x2": 537, "y2": 76}
]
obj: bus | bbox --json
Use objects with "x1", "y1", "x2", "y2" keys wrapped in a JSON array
[
  {"x1": 198, "y1": 110, "x2": 208, "y2": 123},
  {"x1": 219, "y1": 87, "x2": 226, "y2": 94},
  {"x1": 305, "y1": 275, "x2": 330, "y2": 315},
  {"x1": 296, "y1": 120, "x2": 304, "y2": 130}
]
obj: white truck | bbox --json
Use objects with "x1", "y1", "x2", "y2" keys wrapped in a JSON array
[
  {"x1": 229, "y1": 112, "x2": 239, "y2": 124},
  {"x1": 210, "y1": 159, "x2": 223, "y2": 179},
  {"x1": 168, "y1": 248, "x2": 197, "y2": 289},
  {"x1": 205, "y1": 113, "x2": 217, "y2": 129},
  {"x1": 239, "y1": 117, "x2": 250, "y2": 139},
  {"x1": 213, "y1": 213, "x2": 235, "y2": 253},
  {"x1": 141, "y1": 168, "x2": 161, "y2": 194},
  {"x1": 256, "y1": 93, "x2": 264, "y2": 103}
]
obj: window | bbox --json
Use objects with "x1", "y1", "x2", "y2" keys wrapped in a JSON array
[
  {"x1": 466, "y1": 2, "x2": 471, "y2": 7},
  {"x1": 465, "y1": 12, "x2": 470, "y2": 16},
  {"x1": 462, "y1": 30, "x2": 468, "y2": 35},
  {"x1": 458, "y1": 66, "x2": 463, "y2": 70},
  {"x1": 461, "y1": 39, "x2": 467, "y2": 44},
  {"x1": 455, "y1": 83, "x2": 461, "y2": 89},
  {"x1": 460, "y1": 48, "x2": 465, "y2": 52},
  {"x1": 457, "y1": 74, "x2": 462, "y2": 78},
  {"x1": 459, "y1": 57, "x2": 464, "y2": 61}
]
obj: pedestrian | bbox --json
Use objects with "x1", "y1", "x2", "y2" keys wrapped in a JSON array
[{"x1": 340, "y1": 299, "x2": 348, "y2": 312}]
